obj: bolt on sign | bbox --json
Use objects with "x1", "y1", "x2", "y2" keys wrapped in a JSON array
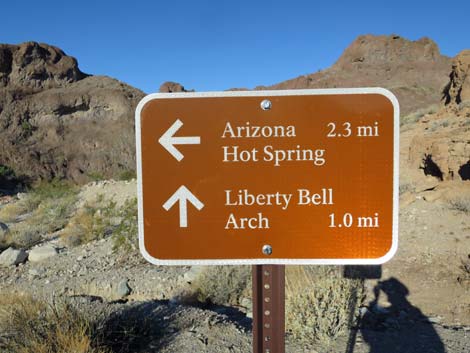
[{"x1": 136, "y1": 88, "x2": 399, "y2": 265}]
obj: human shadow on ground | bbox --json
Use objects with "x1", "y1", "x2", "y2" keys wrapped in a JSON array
[
  {"x1": 97, "y1": 299, "x2": 251, "y2": 353},
  {"x1": 359, "y1": 277, "x2": 445, "y2": 353}
]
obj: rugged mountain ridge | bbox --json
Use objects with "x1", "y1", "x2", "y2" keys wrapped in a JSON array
[
  {"x1": 0, "y1": 42, "x2": 144, "y2": 188},
  {"x1": 255, "y1": 35, "x2": 452, "y2": 115},
  {"x1": 0, "y1": 35, "x2": 461, "y2": 189}
]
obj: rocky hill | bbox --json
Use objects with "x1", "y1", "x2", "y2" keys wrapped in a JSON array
[
  {"x1": 0, "y1": 42, "x2": 144, "y2": 189},
  {"x1": 255, "y1": 35, "x2": 452, "y2": 115}
]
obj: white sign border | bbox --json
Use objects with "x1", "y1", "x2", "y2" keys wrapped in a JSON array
[{"x1": 135, "y1": 88, "x2": 400, "y2": 266}]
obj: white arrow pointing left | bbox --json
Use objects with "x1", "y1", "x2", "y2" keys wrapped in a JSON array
[
  {"x1": 162, "y1": 185, "x2": 204, "y2": 228},
  {"x1": 158, "y1": 119, "x2": 200, "y2": 161}
]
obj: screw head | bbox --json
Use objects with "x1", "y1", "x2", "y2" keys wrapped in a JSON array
[
  {"x1": 260, "y1": 99, "x2": 272, "y2": 110},
  {"x1": 262, "y1": 244, "x2": 272, "y2": 255}
]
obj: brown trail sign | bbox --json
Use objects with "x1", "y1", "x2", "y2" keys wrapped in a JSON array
[{"x1": 135, "y1": 88, "x2": 399, "y2": 352}]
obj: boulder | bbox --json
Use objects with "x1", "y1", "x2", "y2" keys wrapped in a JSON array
[
  {"x1": 0, "y1": 247, "x2": 27, "y2": 266},
  {"x1": 28, "y1": 245, "x2": 58, "y2": 262},
  {"x1": 114, "y1": 278, "x2": 131, "y2": 298}
]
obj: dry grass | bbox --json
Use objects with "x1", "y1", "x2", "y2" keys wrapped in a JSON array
[
  {"x1": 286, "y1": 266, "x2": 364, "y2": 348},
  {"x1": 61, "y1": 204, "x2": 109, "y2": 247},
  {"x1": 0, "y1": 180, "x2": 78, "y2": 249},
  {"x1": 0, "y1": 293, "x2": 163, "y2": 353},
  {"x1": 0, "y1": 202, "x2": 30, "y2": 223},
  {"x1": 400, "y1": 104, "x2": 438, "y2": 127},
  {"x1": 61, "y1": 197, "x2": 138, "y2": 250},
  {"x1": 0, "y1": 293, "x2": 108, "y2": 353},
  {"x1": 190, "y1": 266, "x2": 251, "y2": 306}
]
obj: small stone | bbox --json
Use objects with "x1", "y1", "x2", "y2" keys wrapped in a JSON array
[
  {"x1": 0, "y1": 247, "x2": 28, "y2": 266},
  {"x1": 29, "y1": 245, "x2": 58, "y2": 262},
  {"x1": 114, "y1": 279, "x2": 131, "y2": 298}
]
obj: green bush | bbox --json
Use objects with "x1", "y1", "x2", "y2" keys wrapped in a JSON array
[
  {"x1": 118, "y1": 170, "x2": 136, "y2": 181},
  {"x1": 61, "y1": 198, "x2": 116, "y2": 247},
  {"x1": 112, "y1": 198, "x2": 138, "y2": 251},
  {"x1": 61, "y1": 197, "x2": 138, "y2": 250},
  {"x1": 0, "y1": 165, "x2": 15, "y2": 178}
]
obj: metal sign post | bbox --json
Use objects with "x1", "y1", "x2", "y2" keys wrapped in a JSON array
[{"x1": 252, "y1": 265, "x2": 285, "y2": 353}]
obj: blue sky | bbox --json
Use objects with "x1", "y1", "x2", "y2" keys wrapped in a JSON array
[{"x1": 2, "y1": 1, "x2": 469, "y2": 93}]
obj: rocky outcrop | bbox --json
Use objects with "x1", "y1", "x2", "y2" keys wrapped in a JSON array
[
  {"x1": 0, "y1": 42, "x2": 145, "y2": 186},
  {"x1": 159, "y1": 81, "x2": 193, "y2": 93},
  {"x1": 409, "y1": 130, "x2": 470, "y2": 181},
  {"x1": 255, "y1": 35, "x2": 452, "y2": 115},
  {"x1": 442, "y1": 50, "x2": 470, "y2": 107},
  {"x1": 0, "y1": 42, "x2": 87, "y2": 89},
  {"x1": 408, "y1": 51, "x2": 470, "y2": 182}
]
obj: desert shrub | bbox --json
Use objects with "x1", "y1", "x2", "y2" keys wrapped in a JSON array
[
  {"x1": 399, "y1": 182, "x2": 414, "y2": 195},
  {"x1": 448, "y1": 197, "x2": 470, "y2": 214},
  {"x1": 0, "y1": 202, "x2": 29, "y2": 223},
  {"x1": 61, "y1": 198, "x2": 116, "y2": 247},
  {"x1": 285, "y1": 266, "x2": 364, "y2": 348},
  {"x1": 0, "y1": 293, "x2": 108, "y2": 353},
  {"x1": 0, "y1": 229, "x2": 42, "y2": 250},
  {"x1": 191, "y1": 266, "x2": 251, "y2": 306},
  {"x1": 61, "y1": 197, "x2": 138, "y2": 250},
  {"x1": 400, "y1": 104, "x2": 438, "y2": 127},
  {"x1": 87, "y1": 172, "x2": 106, "y2": 182},
  {"x1": 118, "y1": 170, "x2": 136, "y2": 181},
  {"x1": 458, "y1": 254, "x2": 470, "y2": 284},
  {"x1": 112, "y1": 198, "x2": 138, "y2": 251},
  {"x1": 0, "y1": 165, "x2": 15, "y2": 178}
]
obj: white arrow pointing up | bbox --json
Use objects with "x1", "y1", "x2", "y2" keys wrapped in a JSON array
[
  {"x1": 162, "y1": 185, "x2": 204, "y2": 228},
  {"x1": 158, "y1": 119, "x2": 200, "y2": 161}
]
